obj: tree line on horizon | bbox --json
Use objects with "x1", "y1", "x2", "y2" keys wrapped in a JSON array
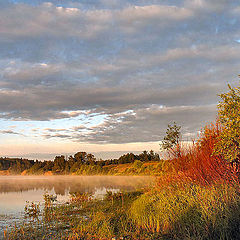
[{"x1": 0, "y1": 150, "x2": 160, "y2": 175}]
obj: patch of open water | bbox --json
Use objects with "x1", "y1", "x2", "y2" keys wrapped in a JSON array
[{"x1": 0, "y1": 175, "x2": 154, "y2": 238}]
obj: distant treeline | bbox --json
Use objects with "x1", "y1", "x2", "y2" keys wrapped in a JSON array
[
  {"x1": 0, "y1": 158, "x2": 35, "y2": 174},
  {"x1": 0, "y1": 150, "x2": 160, "y2": 175}
]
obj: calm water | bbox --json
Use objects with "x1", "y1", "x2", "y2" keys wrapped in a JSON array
[{"x1": 0, "y1": 175, "x2": 154, "y2": 236}]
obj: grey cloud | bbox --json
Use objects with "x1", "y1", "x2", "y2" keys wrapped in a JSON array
[
  {"x1": 0, "y1": 3, "x2": 191, "y2": 40},
  {"x1": 0, "y1": 0, "x2": 239, "y2": 143},
  {"x1": 0, "y1": 1, "x2": 238, "y2": 65},
  {"x1": 43, "y1": 133, "x2": 72, "y2": 139},
  {"x1": 184, "y1": 0, "x2": 238, "y2": 12},
  {"x1": 43, "y1": 128, "x2": 67, "y2": 132},
  {"x1": 0, "y1": 130, "x2": 25, "y2": 136},
  {"x1": 42, "y1": 104, "x2": 217, "y2": 143},
  {"x1": 0, "y1": 82, "x2": 223, "y2": 120}
]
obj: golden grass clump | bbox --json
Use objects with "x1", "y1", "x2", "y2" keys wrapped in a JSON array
[{"x1": 129, "y1": 183, "x2": 240, "y2": 239}]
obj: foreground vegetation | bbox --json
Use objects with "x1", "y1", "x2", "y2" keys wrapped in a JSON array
[
  {"x1": 5, "y1": 182, "x2": 240, "y2": 240},
  {"x1": 4, "y1": 83, "x2": 240, "y2": 239}
]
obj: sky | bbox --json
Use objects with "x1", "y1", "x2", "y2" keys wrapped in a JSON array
[{"x1": 0, "y1": 0, "x2": 239, "y2": 160}]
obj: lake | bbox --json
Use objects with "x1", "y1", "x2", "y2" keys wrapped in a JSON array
[{"x1": 0, "y1": 175, "x2": 154, "y2": 237}]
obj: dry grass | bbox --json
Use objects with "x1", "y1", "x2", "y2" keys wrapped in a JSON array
[{"x1": 130, "y1": 183, "x2": 240, "y2": 239}]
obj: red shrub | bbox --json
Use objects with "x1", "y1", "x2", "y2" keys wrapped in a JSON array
[{"x1": 158, "y1": 122, "x2": 238, "y2": 187}]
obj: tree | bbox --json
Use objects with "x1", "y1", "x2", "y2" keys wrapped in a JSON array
[
  {"x1": 160, "y1": 122, "x2": 181, "y2": 158},
  {"x1": 139, "y1": 151, "x2": 149, "y2": 162},
  {"x1": 161, "y1": 122, "x2": 181, "y2": 150},
  {"x1": 53, "y1": 155, "x2": 66, "y2": 173},
  {"x1": 86, "y1": 153, "x2": 96, "y2": 165},
  {"x1": 214, "y1": 83, "x2": 240, "y2": 168},
  {"x1": 74, "y1": 152, "x2": 87, "y2": 164}
]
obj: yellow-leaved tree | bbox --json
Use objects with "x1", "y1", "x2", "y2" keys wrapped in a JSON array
[{"x1": 214, "y1": 83, "x2": 240, "y2": 168}]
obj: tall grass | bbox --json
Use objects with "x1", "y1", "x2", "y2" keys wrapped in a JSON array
[
  {"x1": 130, "y1": 183, "x2": 240, "y2": 239},
  {"x1": 130, "y1": 121, "x2": 240, "y2": 239}
]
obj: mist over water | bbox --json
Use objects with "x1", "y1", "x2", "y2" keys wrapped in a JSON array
[
  {"x1": 0, "y1": 175, "x2": 154, "y2": 196},
  {"x1": 0, "y1": 175, "x2": 154, "y2": 234}
]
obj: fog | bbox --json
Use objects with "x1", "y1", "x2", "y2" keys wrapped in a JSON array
[
  {"x1": 0, "y1": 175, "x2": 154, "y2": 195},
  {"x1": 0, "y1": 175, "x2": 154, "y2": 224}
]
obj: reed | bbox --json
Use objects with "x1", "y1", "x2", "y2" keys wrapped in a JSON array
[{"x1": 130, "y1": 183, "x2": 240, "y2": 239}]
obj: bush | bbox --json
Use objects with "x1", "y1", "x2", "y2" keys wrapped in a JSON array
[
  {"x1": 133, "y1": 160, "x2": 143, "y2": 169},
  {"x1": 163, "y1": 122, "x2": 238, "y2": 186},
  {"x1": 130, "y1": 183, "x2": 240, "y2": 239}
]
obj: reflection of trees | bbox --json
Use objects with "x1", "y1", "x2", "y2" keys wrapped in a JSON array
[{"x1": 0, "y1": 176, "x2": 153, "y2": 195}]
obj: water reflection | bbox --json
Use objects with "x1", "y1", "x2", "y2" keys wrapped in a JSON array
[
  {"x1": 0, "y1": 175, "x2": 153, "y2": 194},
  {"x1": 0, "y1": 176, "x2": 154, "y2": 214}
]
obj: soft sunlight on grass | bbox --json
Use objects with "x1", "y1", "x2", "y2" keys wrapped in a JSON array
[{"x1": 130, "y1": 183, "x2": 240, "y2": 239}]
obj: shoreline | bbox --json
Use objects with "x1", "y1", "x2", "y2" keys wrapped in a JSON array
[{"x1": 0, "y1": 170, "x2": 159, "y2": 177}]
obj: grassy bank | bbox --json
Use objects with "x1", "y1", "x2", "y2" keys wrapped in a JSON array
[
  {"x1": 130, "y1": 183, "x2": 240, "y2": 239},
  {"x1": 73, "y1": 161, "x2": 168, "y2": 176},
  {"x1": 5, "y1": 182, "x2": 240, "y2": 240}
]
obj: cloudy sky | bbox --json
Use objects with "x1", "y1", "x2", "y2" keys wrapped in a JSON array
[{"x1": 0, "y1": 0, "x2": 239, "y2": 160}]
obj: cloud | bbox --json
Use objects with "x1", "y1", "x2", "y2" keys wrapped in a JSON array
[
  {"x1": 0, "y1": 81, "x2": 222, "y2": 121},
  {"x1": 42, "y1": 104, "x2": 217, "y2": 143},
  {"x1": 0, "y1": 130, "x2": 25, "y2": 136},
  {"x1": 184, "y1": 0, "x2": 238, "y2": 12},
  {"x1": 0, "y1": 0, "x2": 239, "y2": 144},
  {"x1": 118, "y1": 5, "x2": 193, "y2": 34},
  {"x1": 0, "y1": 3, "x2": 191, "y2": 40}
]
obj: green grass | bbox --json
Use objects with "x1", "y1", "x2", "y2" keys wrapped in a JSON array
[
  {"x1": 130, "y1": 183, "x2": 240, "y2": 240},
  {"x1": 5, "y1": 182, "x2": 240, "y2": 240},
  {"x1": 5, "y1": 191, "x2": 143, "y2": 239}
]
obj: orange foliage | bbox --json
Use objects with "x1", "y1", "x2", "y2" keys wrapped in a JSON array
[
  {"x1": 44, "y1": 171, "x2": 53, "y2": 176},
  {"x1": 158, "y1": 122, "x2": 238, "y2": 188},
  {"x1": 0, "y1": 170, "x2": 10, "y2": 176}
]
